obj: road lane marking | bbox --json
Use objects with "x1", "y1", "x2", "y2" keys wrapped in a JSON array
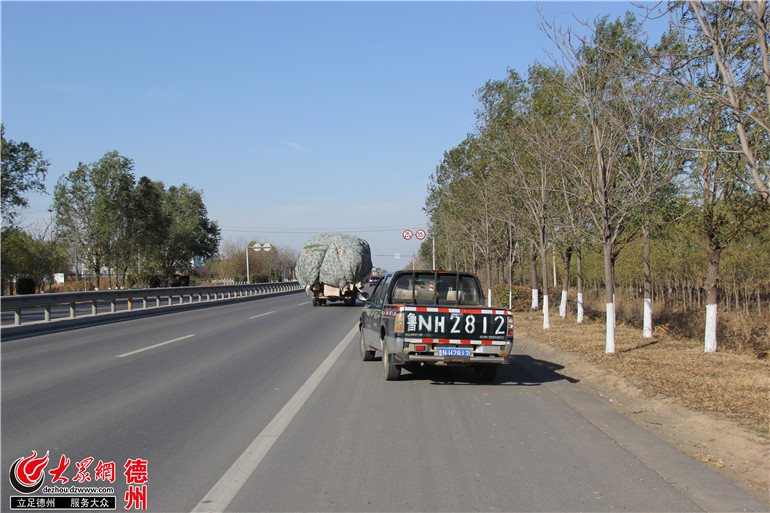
[
  {"x1": 297, "y1": 301, "x2": 310, "y2": 306},
  {"x1": 115, "y1": 335, "x2": 195, "y2": 358},
  {"x1": 191, "y1": 324, "x2": 357, "y2": 513},
  {"x1": 249, "y1": 311, "x2": 275, "y2": 319}
]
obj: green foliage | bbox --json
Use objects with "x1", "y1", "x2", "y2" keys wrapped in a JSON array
[
  {"x1": 1, "y1": 126, "x2": 50, "y2": 228},
  {"x1": 54, "y1": 151, "x2": 220, "y2": 289},
  {"x1": 491, "y1": 284, "x2": 532, "y2": 311}
]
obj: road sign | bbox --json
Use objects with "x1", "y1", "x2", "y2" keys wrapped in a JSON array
[
  {"x1": 402, "y1": 229, "x2": 413, "y2": 240},
  {"x1": 262, "y1": 243, "x2": 272, "y2": 252},
  {"x1": 415, "y1": 229, "x2": 426, "y2": 240}
]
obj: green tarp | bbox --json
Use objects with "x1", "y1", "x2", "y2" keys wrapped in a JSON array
[{"x1": 295, "y1": 233, "x2": 373, "y2": 290}]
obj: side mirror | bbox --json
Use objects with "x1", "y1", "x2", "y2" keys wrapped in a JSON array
[{"x1": 358, "y1": 291, "x2": 370, "y2": 302}]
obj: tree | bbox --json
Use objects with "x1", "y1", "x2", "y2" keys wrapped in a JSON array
[
  {"x1": 685, "y1": 95, "x2": 767, "y2": 352},
  {"x1": 495, "y1": 111, "x2": 559, "y2": 329},
  {"x1": 543, "y1": 13, "x2": 655, "y2": 352},
  {"x1": 678, "y1": 1, "x2": 770, "y2": 204},
  {"x1": 151, "y1": 183, "x2": 220, "y2": 285},
  {"x1": 91, "y1": 151, "x2": 137, "y2": 288},
  {"x1": 1, "y1": 228, "x2": 33, "y2": 294},
  {"x1": 54, "y1": 161, "x2": 103, "y2": 287},
  {"x1": 653, "y1": 5, "x2": 770, "y2": 351},
  {"x1": 55, "y1": 152, "x2": 220, "y2": 289},
  {"x1": 1, "y1": 125, "x2": 49, "y2": 228}
]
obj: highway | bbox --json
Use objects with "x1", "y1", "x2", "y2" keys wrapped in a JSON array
[{"x1": 1, "y1": 292, "x2": 765, "y2": 512}]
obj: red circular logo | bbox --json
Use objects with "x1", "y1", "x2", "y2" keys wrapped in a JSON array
[{"x1": 402, "y1": 229, "x2": 413, "y2": 240}]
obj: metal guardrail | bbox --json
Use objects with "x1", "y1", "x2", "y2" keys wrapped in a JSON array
[{"x1": 1, "y1": 281, "x2": 302, "y2": 326}]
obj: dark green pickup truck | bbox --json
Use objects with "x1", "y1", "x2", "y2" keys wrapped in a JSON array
[{"x1": 359, "y1": 270, "x2": 514, "y2": 381}]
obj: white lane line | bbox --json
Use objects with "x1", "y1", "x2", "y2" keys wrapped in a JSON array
[
  {"x1": 297, "y1": 301, "x2": 310, "y2": 306},
  {"x1": 116, "y1": 335, "x2": 195, "y2": 358},
  {"x1": 249, "y1": 311, "x2": 275, "y2": 319},
  {"x1": 191, "y1": 324, "x2": 357, "y2": 513}
]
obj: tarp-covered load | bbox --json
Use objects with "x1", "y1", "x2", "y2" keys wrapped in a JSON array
[{"x1": 296, "y1": 233, "x2": 372, "y2": 290}]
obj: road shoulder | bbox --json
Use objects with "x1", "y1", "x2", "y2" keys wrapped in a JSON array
[{"x1": 515, "y1": 333, "x2": 770, "y2": 507}]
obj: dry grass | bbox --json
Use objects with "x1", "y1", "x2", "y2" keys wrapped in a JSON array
[{"x1": 514, "y1": 311, "x2": 770, "y2": 437}]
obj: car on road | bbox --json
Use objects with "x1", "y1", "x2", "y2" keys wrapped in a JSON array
[{"x1": 359, "y1": 270, "x2": 513, "y2": 381}]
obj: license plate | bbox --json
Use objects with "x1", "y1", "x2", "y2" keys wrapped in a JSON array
[{"x1": 437, "y1": 347, "x2": 472, "y2": 357}]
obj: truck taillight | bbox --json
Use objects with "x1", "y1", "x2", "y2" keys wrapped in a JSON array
[
  {"x1": 395, "y1": 312, "x2": 405, "y2": 333},
  {"x1": 507, "y1": 315, "x2": 514, "y2": 337}
]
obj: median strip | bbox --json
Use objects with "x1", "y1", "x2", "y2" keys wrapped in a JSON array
[{"x1": 115, "y1": 334, "x2": 195, "y2": 358}]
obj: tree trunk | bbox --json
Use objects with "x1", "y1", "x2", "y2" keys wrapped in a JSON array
[
  {"x1": 704, "y1": 245, "x2": 723, "y2": 353},
  {"x1": 643, "y1": 225, "x2": 653, "y2": 338},
  {"x1": 604, "y1": 232, "x2": 616, "y2": 354},
  {"x1": 530, "y1": 245, "x2": 539, "y2": 311},
  {"x1": 560, "y1": 246, "x2": 572, "y2": 318},
  {"x1": 540, "y1": 227, "x2": 550, "y2": 329},
  {"x1": 576, "y1": 243, "x2": 584, "y2": 323}
]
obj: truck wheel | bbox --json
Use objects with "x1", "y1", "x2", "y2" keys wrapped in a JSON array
[
  {"x1": 382, "y1": 343, "x2": 401, "y2": 381},
  {"x1": 476, "y1": 365, "x2": 497, "y2": 382},
  {"x1": 360, "y1": 330, "x2": 375, "y2": 361},
  {"x1": 312, "y1": 298, "x2": 318, "y2": 306}
]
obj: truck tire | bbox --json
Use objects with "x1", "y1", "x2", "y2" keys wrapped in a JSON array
[
  {"x1": 382, "y1": 343, "x2": 401, "y2": 381},
  {"x1": 360, "y1": 330, "x2": 375, "y2": 361}
]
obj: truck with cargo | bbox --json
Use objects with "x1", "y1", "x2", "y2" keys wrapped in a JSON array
[
  {"x1": 359, "y1": 270, "x2": 514, "y2": 381},
  {"x1": 295, "y1": 233, "x2": 372, "y2": 306}
]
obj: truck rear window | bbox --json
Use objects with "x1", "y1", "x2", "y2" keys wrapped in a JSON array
[{"x1": 390, "y1": 273, "x2": 483, "y2": 306}]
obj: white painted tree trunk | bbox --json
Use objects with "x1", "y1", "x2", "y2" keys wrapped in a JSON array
[
  {"x1": 605, "y1": 301, "x2": 616, "y2": 353},
  {"x1": 531, "y1": 289, "x2": 539, "y2": 311},
  {"x1": 705, "y1": 303, "x2": 718, "y2": 353},
  {"x1": 543, "y1": 294, "x2": 550, "y2": 329},
  {"x1": 576, "y1": 292, "x2": 584, "y2": 323},
  {"x1": 643, "y1": 298, "x2": 653, "y2": 338},
  {"x1": 559, "y1": 289, "x2": 568, "y2": 318}
]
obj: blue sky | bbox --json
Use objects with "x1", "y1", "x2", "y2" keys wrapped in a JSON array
[{"x1": 2, "y1": 1, "x2": 663, "y2": 271}]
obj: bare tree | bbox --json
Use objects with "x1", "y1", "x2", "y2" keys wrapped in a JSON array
[
  {"x1": 542, "y1": 12, "x2": 683, "y2": 352},
  {"x1": 651, "y1": 1, "x2": 770, "y2": 203}
]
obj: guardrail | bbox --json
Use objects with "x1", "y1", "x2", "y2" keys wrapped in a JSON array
[{"x1": 1, "y1": 281, "x2": 302, "y2": 327}]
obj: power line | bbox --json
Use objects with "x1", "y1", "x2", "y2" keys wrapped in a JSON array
[{"x1": 220, "y1": 225, "x2": 427, "y2": 234}]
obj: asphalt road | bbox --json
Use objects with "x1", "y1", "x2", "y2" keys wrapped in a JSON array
[{"x1": 1, "y1": 292, "x2": 765, "y2": 512}]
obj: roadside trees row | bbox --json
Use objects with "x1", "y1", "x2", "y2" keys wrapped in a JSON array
[
  {"x1": 423, "y1": 4, "x2": 769, "y2": 354},
  {"x1": 53, "y1": 151, "x2": 221, "y2": 289}
]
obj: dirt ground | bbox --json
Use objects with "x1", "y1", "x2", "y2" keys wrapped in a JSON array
[{"x1": 513, "y1": 315, "x2": 770, "y2": 505}]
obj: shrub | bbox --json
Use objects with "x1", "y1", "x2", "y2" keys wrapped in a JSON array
[{"x1": 491, "y1": 284, "x2": 532, "y2": 311}]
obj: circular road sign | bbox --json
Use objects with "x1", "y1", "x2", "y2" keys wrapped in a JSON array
[
  {"x1": 415, "y1": 229, "x2": 427, "y2": 240},
  {"x1": 262, "y1": 243, "x2": 272, "y2": 252},
  {"x1": 402, "y1": 229, "x2": 413, "y2": 240}
]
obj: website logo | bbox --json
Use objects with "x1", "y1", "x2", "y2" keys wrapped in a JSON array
[{"x1": 9, "y1": 451, "x2": 49, "y2": 494}]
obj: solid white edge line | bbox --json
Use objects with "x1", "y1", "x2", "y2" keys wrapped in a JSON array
[
  {"x1": 116, "y1": 334, "x2": 195, "y2": 358},
  {"x1": 297, "y1": 301, "x2": 310, "y2": 306},
  {"x1": 249, "y1": 311, "x2": 275, "y2": 319},
  {"x1": 191, "y1": 324, "x2": 358, "y2": 513}
]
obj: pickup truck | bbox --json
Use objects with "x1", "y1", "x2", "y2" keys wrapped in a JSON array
[{"x1": 359, "y1": 270, "x2": 514, "y2": 381}]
